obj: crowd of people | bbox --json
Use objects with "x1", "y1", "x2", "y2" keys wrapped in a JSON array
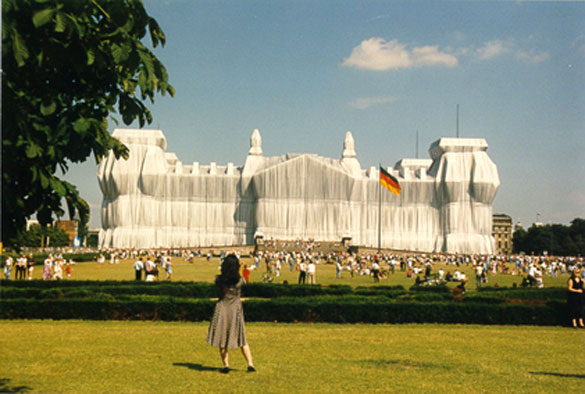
[
  {"x1": 1, "y1": 253, "x2": 77, "y2": 281},
  {"x1": 3, "y1": 245, "x2": 583, "y2": 288},
  {"x1": 1, "y1": 242, "x2": 584, "y2": 328},
  {"x1": 247, "y1": 247, "x2": 584, "y2": 290},
  {"x1": 3, "y1": 254, "x2": 35, "y2": 280},
  {"x1": 130, "y1": 254, "x2": 173, "y2": 281},
  {"x1": 42, "y1": 254, "x2": 76, "y2": 280}
]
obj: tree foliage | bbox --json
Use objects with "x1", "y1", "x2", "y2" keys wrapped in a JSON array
[
  {"x1": 86, "y1": 232, "x2": 99, "y2": 247},
  {"x1": 16, "y1": 224, "x2": 70, "y2": 248},
  {"x1": 512, "y1": 218, "x2": 585, "y2": 256},
  {"x1": 2, "y1": 0, "x2": 174, "y2": 247}
]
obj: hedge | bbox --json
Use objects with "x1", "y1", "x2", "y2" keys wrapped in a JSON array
[
  {"x1": 0, "y1": 296, "x2": 569, "y2": 326},
  {"x1": 0, "y1": 281, "x2": 353, "y2": 299},
  {"x1": 409, "y1": 284, "x2": 451, "y2": 293},
  {"x1": 0, "y1": 280, "x2": 569, "y2": 303},
  {"x1": 0, "y1": 284, "x2": 217, "y2": 300},
  {"x1": 0, "y1": 285, "x2": 451, "y2": 303},
  {"x1": 0, "y1": 281, "x2": 572, "y2": 325},
  {"x1": 0, "y1": 297, "x2": 215, "y2": 321},
  {"x1": 354, "y1": 285, "x2": 407, "y2": 298},
  {"x1": 473, "y1": 287, "x2": 567, "y2": 302},
  {"x1": 242, "y1": 283, "x2": 353, "y2": 297}
]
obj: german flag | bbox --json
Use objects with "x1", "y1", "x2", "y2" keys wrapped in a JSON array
[{"x1": 380, "y1": 166, "x2": 401, "y2": 195}]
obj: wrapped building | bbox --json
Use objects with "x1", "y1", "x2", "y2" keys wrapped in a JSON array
[{"x1": 98, "y1": 128, "x2": 500, "y2": 254}]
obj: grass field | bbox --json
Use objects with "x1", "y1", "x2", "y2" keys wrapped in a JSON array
[
  {"x1": 3, "y1": 256, "x2": 581, "y2": 392},
  {"x1": 22, "y1": 255, "x2": 572, "y2": 291},
  {"x1": 0, "y1": 320, "x2": 583, "y2": 393}
]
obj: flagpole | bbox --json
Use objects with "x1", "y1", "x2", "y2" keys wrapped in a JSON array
[{"x1": 378, "y1": 163, "x2": 382, "y2": 253}]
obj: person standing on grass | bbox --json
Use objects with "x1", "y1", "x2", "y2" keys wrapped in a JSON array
[
  {"x1": 42, "y1": 255, "x2": 53, "y2": 280},
  {"x1": 567, "y1": 267, "x2": 585, "y2": 328},
  {"x1": 27, "y1": 254, "x2": 35, "y2": 280},
  {"x1": 53, "y1": 258, "x2": 63, "y2": 280},
  {"x1": 307, "y1": 259, "x2": 316, "y2": 284},
  {"x1": 165, "y1": 256, "x2": 173, "y2": 280},
  {"x1": 336, "y1": 259, "x2": 343, "y2": 279},
  {"x1": 207, "y1": 254, "x2": 256, "y2": 374},
  {"x1": 16, "y1": 255, "x2": 27, "y2": 280},
  {"x1": 3, "y1": 256, "x2": 13, "y2": 280},
  {"x1": 298, "y1": 260, "x2": 307, "y2": 284},
  {"x1": 133, "y1": 258, "x2": 144, "y2": 281},
  {"x1": 475, "y1": 264, "x2": 484, "y2": 289},
  {"x1": 65, "y1": 260, "x2": 73, "y2": 278},
  {"x1": 145, "y1": 257, "x2": 156, "y2": 281},
  {"x1": 424, "y1": 260, "x2": 432, "y2": 280},
  {"x1": 275, "y1": 257, "x2": 281, "y2": 277},
  {"x1": 242, "y1": 265, "x2": 250, "y2": 282},
  {"x1": 371, "y1": 260, "x2": 380, "y2": 283}
]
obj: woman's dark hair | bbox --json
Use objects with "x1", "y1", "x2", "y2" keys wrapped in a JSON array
[{"x1": 215, "y1": 254, "x2": 241, "y2": 295}]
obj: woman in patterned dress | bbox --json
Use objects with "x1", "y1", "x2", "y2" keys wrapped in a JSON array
[{"x1": 207, "y1": 254, "x2": 256, "y2": 373}]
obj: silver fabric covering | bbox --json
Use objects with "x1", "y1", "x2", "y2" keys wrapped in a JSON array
[{"x1": 98, "y1": 129, "x2": 499, "y2": 254}]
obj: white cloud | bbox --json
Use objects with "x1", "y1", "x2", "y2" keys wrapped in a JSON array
[
  {"x1": 342, "y1": 37, "x2": 550, "y2": 71},
  {"x1": 476, "y1": 40, "x2": 512, "y2": 60},
  {"x1": 341, "y1": 38, "x2": 457, "y2": 71},
  {"x1": 412, "y1": 46, "x2": 458, "y2": 67},
  {"x1": 349, "y1": 96, "x2": 396, "y2": 110},
  {"x1": 515, "y1": 49, "x2": 550, "y2": 63},
  {"x1": 475, "y1": 39, "x2": 550, "y2": 64},
  {"x1": 341, "y1": 38, "x2": 411, "y2": 70}
]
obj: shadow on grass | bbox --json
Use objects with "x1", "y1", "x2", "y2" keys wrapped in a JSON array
[
  {"x1": 360, "y1": 359, "x2": 449, "y2": 370},
  {"x1": 0, "y1": 378, "x2": 32, "y2": 393},
  {"x1": 529, "y1": 372, "x2": 585, "y2": 379},
  {"x1": 173, "y1": 362, "x2": 227, "y2": 372}
]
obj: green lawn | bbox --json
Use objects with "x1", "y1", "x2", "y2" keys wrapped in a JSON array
[
  {"x1": 0, "y1": 320, "x2": 583, "y2": 393},
  {"x1": 26, "y1": 255, "x2": 571, "y2": 291}
]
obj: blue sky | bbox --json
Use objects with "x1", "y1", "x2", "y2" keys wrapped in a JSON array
[{"x1": 63, "y1": 0, "x2": 585, "y2": 229}]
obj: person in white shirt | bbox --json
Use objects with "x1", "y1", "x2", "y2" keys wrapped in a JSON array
[
  {"x1": 298, "y1": 261, "x2": 307, "y2": 284},
  {"x1": 53, "y1": 259, "x2": 63, "y2": 280},
  {"x1": 336, "y1": 260, "x2": 343, "y2": 279},
  {"x1": 534, "y1": 266, "x2": 544, "y2": 288},
  {"x1": 16, "y1": 255, "x2": 27, "y2": 280},
  {"x1": 475, "y1": 264, "x2": 484, "y2": 289},
  {"x1": 144, "y1": 258, "x2": 156, "y2": 281},
  {"x1": 275, "y1": 259, "x2": 281, "y2": 277},
  {"x1": 371, "y1": 261, "x2": 380, "y2": 283},
  {"x1": 3, "y1": 256, "x2": 13, "y2": 280},
  {"x1": 133, "y1": 258, "x2": 144, "y2": 281},
  {"x1": 165, "y1": 256, "x2": 173, "y2": 280},
  {"x1": 527, "y1": 264, "x2": 538, "y2": 287},
  {"x1": 307, "y1": 260, "x2": 316, "y2": 284},
  {"x1": 27, "y1": 254, "x2": 35, "y2": 280}
]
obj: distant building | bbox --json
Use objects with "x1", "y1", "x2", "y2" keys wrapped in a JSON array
[
  {"x1": 492, "y1": 214, "x2": 513, "y2": 255},
  {"x1": 55, "y1": 220, "x2": 78, "y2": 246}
]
